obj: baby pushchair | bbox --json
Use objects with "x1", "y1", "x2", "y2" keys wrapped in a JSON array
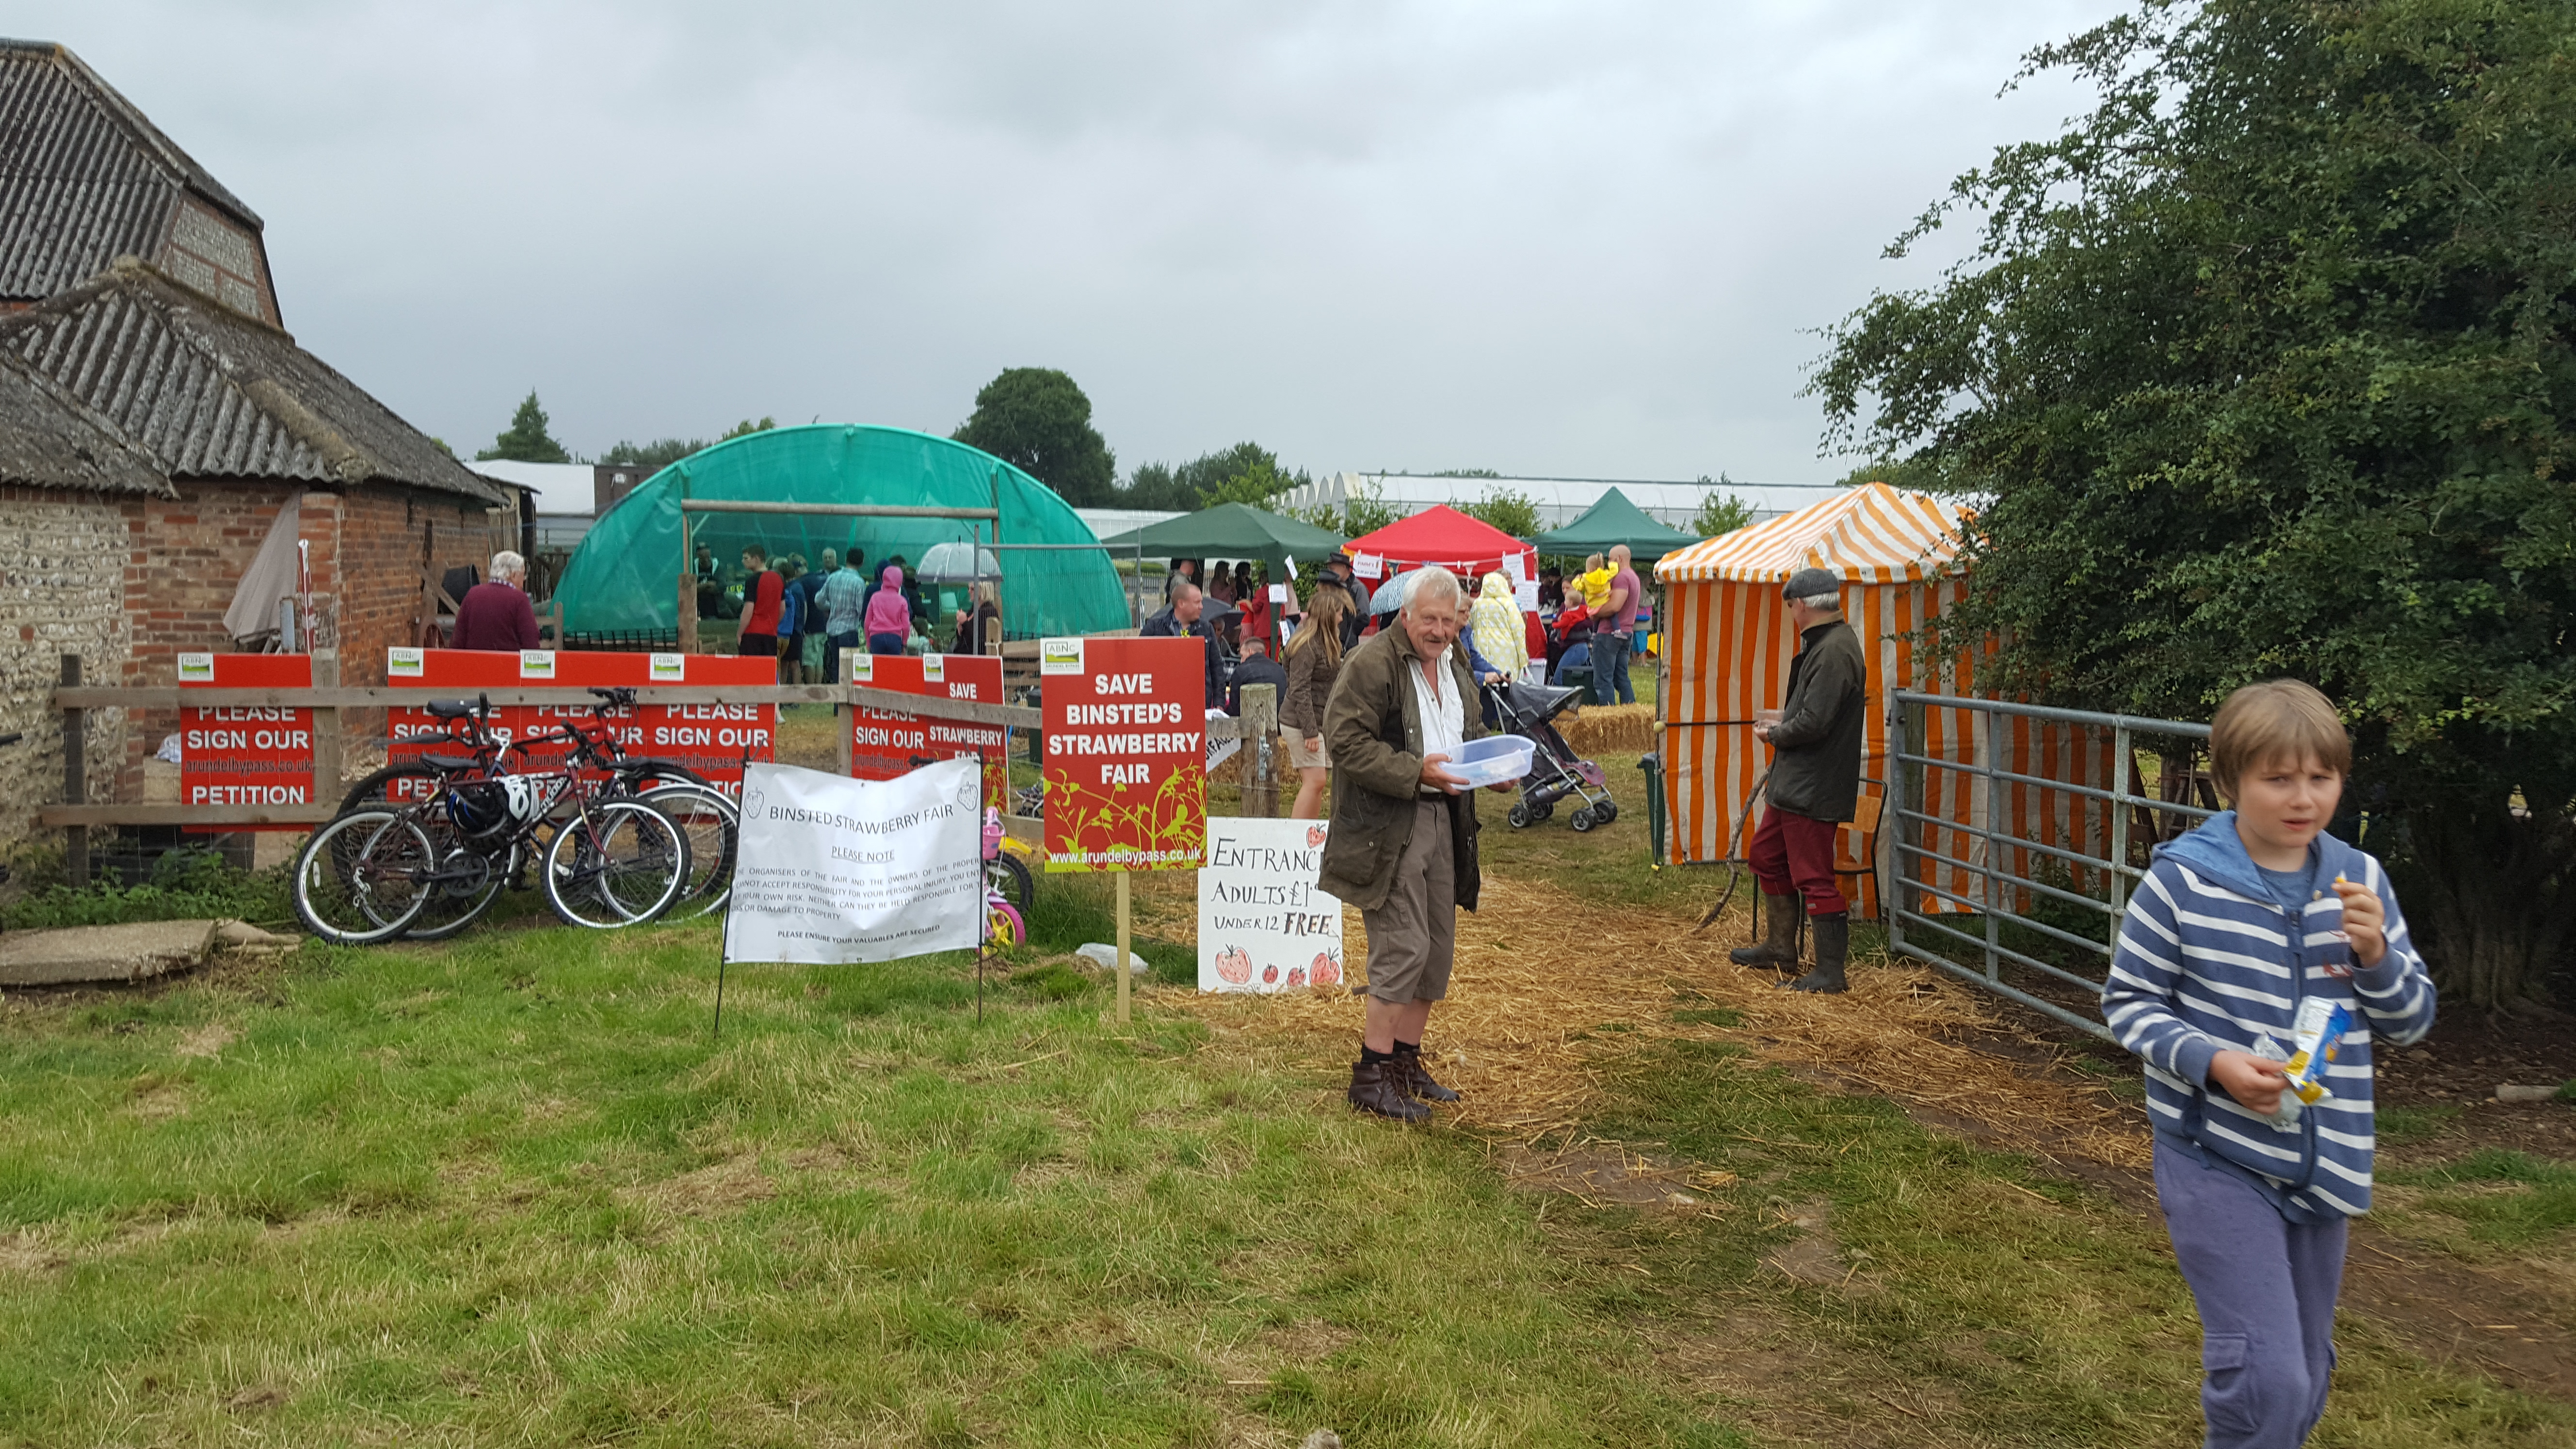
[{"x1": 1481, "y1": 677, "x2": 1618, "y2": 831}]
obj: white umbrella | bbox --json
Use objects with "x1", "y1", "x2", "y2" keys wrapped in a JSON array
[{"x1": 916, "y1": 542, "x2": 1000, "y2": 581}]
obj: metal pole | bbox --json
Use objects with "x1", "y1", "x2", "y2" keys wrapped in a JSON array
[
  {"x1": 2109, "y1": 722, "x2": 2132, "y2": 917},
  {"x1": 1115, "y1": 869, "x2": 1132, "y2": 1024},
  {"x1": 1885, "y1": 697, "x2": 1907, "y2": 946},
  {"x1": 1980, "y1": 700, "x2": 2002, "y2": 984}
]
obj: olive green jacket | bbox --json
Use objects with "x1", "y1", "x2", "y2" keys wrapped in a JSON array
[
  {"x1": 1315, "y1": 615, "x2": 1485, "y2": 912},
  {"x1": 1767, "y1": 619, "x2": 1868, "y2": 822}
]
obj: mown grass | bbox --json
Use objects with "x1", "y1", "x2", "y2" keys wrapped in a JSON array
[
  {"x1": 2380, "y1": 1149, "x2": 2576, "y2": 1252},
  {"x1": 1573, "y1": 1038, "x2": 2576, "y2": 1448},
  {"x1": 0, "y1": 916, "x2": 1742, "y2": 1447}
]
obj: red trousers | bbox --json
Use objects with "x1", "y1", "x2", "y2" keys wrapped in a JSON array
[{"x1": 1748, "y1": 805, "x2": 1847, "y2": 916}]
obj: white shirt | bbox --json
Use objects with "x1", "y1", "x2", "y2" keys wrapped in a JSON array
[{"x1": 1408, "y1": 644, "x2": 1465, "y2": 793}]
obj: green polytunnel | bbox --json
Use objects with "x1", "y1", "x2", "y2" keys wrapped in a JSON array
[{"x1": 554, "y1": 425, "x2": 1132, "y2": 642}]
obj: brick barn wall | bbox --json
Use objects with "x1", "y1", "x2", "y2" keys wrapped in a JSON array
[
  {"x1": 0, "y1": 487, "x2": 135, "y2": 850},
  {"x1": 107, "y1": 481, "x2": 509, "y2": 796}
]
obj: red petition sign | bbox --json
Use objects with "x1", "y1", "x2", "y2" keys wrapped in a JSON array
[
  {"x1": 177, "y1": 652, "x2": 315, "y2": 827},
  {"x1": 846, "y1": 652, "x2": 1010, "y2": 808}
]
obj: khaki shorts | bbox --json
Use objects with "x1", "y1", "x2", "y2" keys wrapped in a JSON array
[
  {"x1": 1360, "y1": 798, "x2": 1457, "y2": 1004},
  {"x1": 1282, "y1": 729, "x2": 1328, "y2": 770}
]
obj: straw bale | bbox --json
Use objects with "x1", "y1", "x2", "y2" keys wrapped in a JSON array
[
  {"x1": 1557, "y1": 703, "x2": 1655, "y2": 758},
  {"x1": 1168, "y1": 875, "x2": 2150, "y2": 1169}
]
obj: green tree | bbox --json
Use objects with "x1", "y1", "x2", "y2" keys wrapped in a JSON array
[
  {"x1": 721, "y1": 417, "x2": 776, "y2": 441},
  {"x1": 477, "y1": 391, "x2": 572, "y2": 464},
  {"x1": 1458, "y1": 487, "x2": 1542, "y2": 539},
  {"x1": 1196, "y1": 457, "x2": 1297, "y2": 509},
  {"x1": 1120, "y1": 442, "x2": 1306, "y2": 511},
  {"x1": 952, "y1": 369, "x2": 1117, "y2": 506},
  {"x1": 1690, "y1": 479, "x2": 1753, "y2": 538},
  {"x1": 599, "y1": 437, "x2": 708, "y2": 472},
  {"x1": 1810, "y1": 0, "x2": 2576, "y2": 1006}
]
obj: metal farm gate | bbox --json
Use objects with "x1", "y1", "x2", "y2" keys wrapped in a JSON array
[{"x1": 1884, "y1": 692, "x2": 2216, "y2": 1039}]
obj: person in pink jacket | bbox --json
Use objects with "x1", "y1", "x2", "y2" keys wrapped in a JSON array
[{"x1": 864, "y1": 564, "x2": 912, "y2": 655}]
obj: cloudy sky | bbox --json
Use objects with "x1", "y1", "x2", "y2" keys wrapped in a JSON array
[{"x1": 30, "y1": 0, "x2": 2122, "y2": 483}]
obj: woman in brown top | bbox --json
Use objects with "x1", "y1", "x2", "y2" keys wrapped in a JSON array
[{"x1": 1280, "y1": 582, "x2": 1354, "y2": 819}]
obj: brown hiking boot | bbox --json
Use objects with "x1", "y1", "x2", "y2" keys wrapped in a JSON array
[
  {"x1": 1393, "y1": 1046, "x2": 1460, "y2": 1103},
  {"x1": 1348, "y1": 1061, "x2": 1431, "y2": 1122},
  {"x1": 1730, "y1": 892, "x2": 1801, "y2": 969}
]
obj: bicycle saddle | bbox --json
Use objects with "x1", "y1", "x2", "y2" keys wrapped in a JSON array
[{"x1": 424, "y1": 699, "x2": 478, "y2": 720}]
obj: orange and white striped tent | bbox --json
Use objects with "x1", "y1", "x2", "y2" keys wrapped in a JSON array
[{"x1": 1654, "y1": 484, "x2": 1968, "y2": 914}]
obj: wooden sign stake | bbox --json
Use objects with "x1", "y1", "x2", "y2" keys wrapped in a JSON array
[{"x1": 1115, "y1": 868, "x2": 1132, "y2": 1024}]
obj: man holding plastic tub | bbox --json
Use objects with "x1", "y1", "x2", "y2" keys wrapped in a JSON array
[
  {"x1": 1734, "y1": 566, "x2": 1867, "y2": 993},
  {"x1": 1317, "y1": 567, "x2": 1512, "y2": 1122}
]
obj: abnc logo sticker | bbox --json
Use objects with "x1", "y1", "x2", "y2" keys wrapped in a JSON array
[
  {"x1": 649, "y1": 653, "x2": 685, "y2": 682},
  {"x1": 176, "y1": 653, "x2": 215, "y2": 683},
  {"x1": 1040, "y1": 638, "x2": 1083, "y2": 675},
  {"x1": 387, "y1": 647, "x2": 424, "y2": 678},
  {"x1": 519, "y1": 650, "x2": 556, "y2": 679},
  {"x1": 922, "y1": 655, "x2": 945, "y2": 684}
]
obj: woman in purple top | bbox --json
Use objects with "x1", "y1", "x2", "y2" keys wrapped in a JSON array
[{"x1": 864, "y1": 564, "x2": 912, "y2": 655}]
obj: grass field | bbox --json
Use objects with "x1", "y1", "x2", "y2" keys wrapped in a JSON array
[{"x1": 3, "y1": 757, "x2": 2570, "y2": 1446}]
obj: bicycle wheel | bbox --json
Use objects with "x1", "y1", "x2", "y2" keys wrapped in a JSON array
[
  {"x1": 986, "y1": 898, "x2": 1026, "y2": 947},
  {"x1": 636, "y1": 782, "x2": 737, "y2": 918},
  {"x1": 402, "y1": 828, "x2": 515, "y2": 941},
  {"x1": 338, "y1": 762, "x2": 445, "y2": 814},
  {"x1": 542, "y1": 799, "x2": 691, "y2": 929},
  {"x1": 985, "y1": 852, "x2": 1034, "y2": 919},
  {"x1": 294, "y1": 810, "x2": 435, "y2": 944}
]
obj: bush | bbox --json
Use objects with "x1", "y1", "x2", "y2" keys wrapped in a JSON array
[{"x1": 1, "y1": 849, "x2": 292, "y2": 931}]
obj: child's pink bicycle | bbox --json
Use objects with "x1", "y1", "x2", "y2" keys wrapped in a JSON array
[{"x1": 983, "y1": 807, "x2": 1030, "y2": 947}]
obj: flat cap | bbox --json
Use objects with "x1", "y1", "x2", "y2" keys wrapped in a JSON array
[{"x1": 1782, "y1": 566, "x2": 1840, "y2": 600}]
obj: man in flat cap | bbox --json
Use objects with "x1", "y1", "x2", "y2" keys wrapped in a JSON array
[{"x1": 1732, "y1": 566, "x2": 1868, "y2": 992}]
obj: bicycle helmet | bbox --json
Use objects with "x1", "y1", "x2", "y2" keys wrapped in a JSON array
[{"x1": 447, "y1": 775, "x2": 542, "y2": 838}]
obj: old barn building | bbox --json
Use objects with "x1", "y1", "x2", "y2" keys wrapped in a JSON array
[{"x1": 0, "y1": 39, "x2": 514, "y2": 838}]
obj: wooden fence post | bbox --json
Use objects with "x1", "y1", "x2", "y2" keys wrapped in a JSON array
[
  {"x1": 310, "y1": 649, "x2": 342, "y2": 800},
  {"x1": 1241, "y1": 682, "x2": 1277, "y2": 818},
  {"x1": 677, "y1": 574, "x2": 699, "y2": 655},
  {"x1": 59, "y1": 653, "x2": 85, "y2": 886}
]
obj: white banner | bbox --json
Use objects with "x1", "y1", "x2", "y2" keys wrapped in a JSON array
[
  {"x1": 724, "y1": 759, "x2": 981, "y2": 965},
  {"x1": 1199, "y1": 818, "x2": 1346, "y2": 992}
]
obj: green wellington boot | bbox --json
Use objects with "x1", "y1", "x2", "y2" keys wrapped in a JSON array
[
  {"x1": 1782, "y1": 913, "x2": 1850, "y2": 994},
  {"x1": 1730, "y1": 892, "x2": 1801, "y2": 969}
]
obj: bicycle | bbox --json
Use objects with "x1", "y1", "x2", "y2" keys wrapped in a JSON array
[
  {"x1": 911, "y1": 753, "x2": 1033, "y2": 938},
  {"x1": 338, "y1": 688, "x2": 739, "y2": 936},
  {"x1": 294, "y1": 695, "x2": 692, "y2": 943}
]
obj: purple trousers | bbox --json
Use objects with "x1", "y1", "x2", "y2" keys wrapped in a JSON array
[{"x1": 2153, "y1": 1134, "x2": 2346, "y2": 1448}]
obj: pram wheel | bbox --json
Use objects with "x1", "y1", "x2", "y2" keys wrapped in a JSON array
[
  {"x1": 1570, "y1": 805, "x2": 1599, "y2": 832},
  {"x1": 1507, "y1": 802, "x2": 1535, "y2": 829},
  {"x1": 1595, "y1": 800, "x2": 1619, "y2": 823}
]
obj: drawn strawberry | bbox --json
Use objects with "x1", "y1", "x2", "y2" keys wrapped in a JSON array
[
  {"x1": 1261, "y1": 963, "x2": 1278, "y2": 985},
  {"x1": 1287, "y1": 966, "x2": 1307, "y2": 987},
  {"x1": 1215, "y1": 946, "x2": 1252, "y2": 985},
  {"x1": 1305, "y1": 824, "x2": 1326, "y2": 848},
  {"x1": 1312, "y1": 951, "x2": 1340, "y2": 986}
]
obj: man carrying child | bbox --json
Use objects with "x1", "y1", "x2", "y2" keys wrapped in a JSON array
[{"x1": 2102, "y1": 680, "x2": 2436, "y2": 1448}]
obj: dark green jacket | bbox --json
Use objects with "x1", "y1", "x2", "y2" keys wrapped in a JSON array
[
  {"x1": 1767, "y1": 619, "x2": 1867, "y2": 822},
  {"x1": 1315, "y1": 616, "x2": 1484, "y2": 912}
]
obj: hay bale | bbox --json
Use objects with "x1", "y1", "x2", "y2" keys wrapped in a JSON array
[{"x1": 1557, "y1": 703, "x2": 1654, "y2": 758}]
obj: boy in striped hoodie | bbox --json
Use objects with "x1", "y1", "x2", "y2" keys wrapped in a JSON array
[{"x1": 2101, "y1": 680, "x2": 2436, "y2": 1449}]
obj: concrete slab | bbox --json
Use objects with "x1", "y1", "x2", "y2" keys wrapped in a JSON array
[{"x1": 0, "y1": 919, "x2": 220, "y2": 986}]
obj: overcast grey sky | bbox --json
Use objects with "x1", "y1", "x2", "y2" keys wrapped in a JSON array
[{"x1": 29, "y1": 0, "x2": 2123, "y2": 483}]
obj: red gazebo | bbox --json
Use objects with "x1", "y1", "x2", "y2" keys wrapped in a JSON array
[{"x1": 1342, "y1": 505, "x2": 1537, "y2": 586}]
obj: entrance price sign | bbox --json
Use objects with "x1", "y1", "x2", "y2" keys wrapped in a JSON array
[
  {"x1": 177, "y1": 652, "x2": 314, "y2": 826},
  {"x1": 1038, "y1": 635, "x2": 1206, "y2": 872},
  {"x1": 847, "y1": 652, "x2": 1008, "y2": 808}
]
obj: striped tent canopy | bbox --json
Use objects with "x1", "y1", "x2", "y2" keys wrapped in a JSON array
[{"x1": 1655, "y1": 482, "x2": 1964, "y2": 585}]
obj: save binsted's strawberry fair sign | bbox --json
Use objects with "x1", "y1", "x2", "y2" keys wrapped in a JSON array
[
  {"x1": 384, "y1": 649, "x2": 775, "y2": 797},
  {"x1": 1039, "y1": 635, "x2": 1205, "y2": 871},
  {"x1": 177, "y1": 652, "x2": 314, "y2": 826},
  {"x1": 846, "y1": 652, "x2": 1009, "y2": 808}
]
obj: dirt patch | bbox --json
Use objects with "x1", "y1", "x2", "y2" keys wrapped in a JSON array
[
  {"x1": 1650, "y1": 1306, "x2": 1937, "y2": 1448},
  {"x1": 2341, "y1": 1230, "x2": 2576, "y2": 1402},
  {"x1": 173, "y1": 1022, "x2": 238, "y2": 1059},
  {"x1": 1498, "y1": 1144, "x2": 1726, "y2": 1208},
  {"x1": 627, "y1": 1155, "x2": 775, "y2": 1217}
]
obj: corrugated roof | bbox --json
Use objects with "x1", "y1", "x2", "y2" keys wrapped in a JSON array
[
  {"x1": 0, "y1": 345, "x2": 170, "y2": 495},
  {"x1": 0, "y1": 39, "x2": 264, "y2": 305},
  {"x1": 1655, "y1": 483, "x2": 1965, "y2": 585},
  {"x1": 0, "y1": 260, "x2": 501, "y2": 502}
]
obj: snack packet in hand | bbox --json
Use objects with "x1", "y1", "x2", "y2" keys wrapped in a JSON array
[{"x1": 2280, "y1": 996, "x2": 2354, "y2": 1109}]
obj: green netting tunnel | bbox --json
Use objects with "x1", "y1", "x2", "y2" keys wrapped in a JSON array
[{"x1": 555, "y1": 425, "x2": 1130, "y2": 642}]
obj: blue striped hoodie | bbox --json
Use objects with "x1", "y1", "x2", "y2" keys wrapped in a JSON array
[{"x1": 2100, "y1": 813, "x2": 2437, "y2": 1222}]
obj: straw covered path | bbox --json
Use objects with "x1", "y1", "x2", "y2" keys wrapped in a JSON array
[{"x1": 1164, "y1": 871, "x2": 2151, "y2": 1172}]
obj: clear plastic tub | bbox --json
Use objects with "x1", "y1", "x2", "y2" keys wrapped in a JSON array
[{"x1": 1445, "y1": 735, "x2": 1535, "y2": 789}]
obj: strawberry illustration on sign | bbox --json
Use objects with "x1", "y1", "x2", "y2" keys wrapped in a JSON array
[
  {"x1": 1305, "y1": 824, "x2": 1327, "y2": 848},
  {"x1": 1262, "y1": 963, "x2": 1278, "y2": 985},
  {"x1": 1215, "y1": 946, "x2": 1253, "y2": 985},
  {"x1": 1287, "y1": 966, "x2": 1307, "y2": 987},
  {"x1": 1312, "y1": 950, "x2": 1341, "y2": 986}
]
